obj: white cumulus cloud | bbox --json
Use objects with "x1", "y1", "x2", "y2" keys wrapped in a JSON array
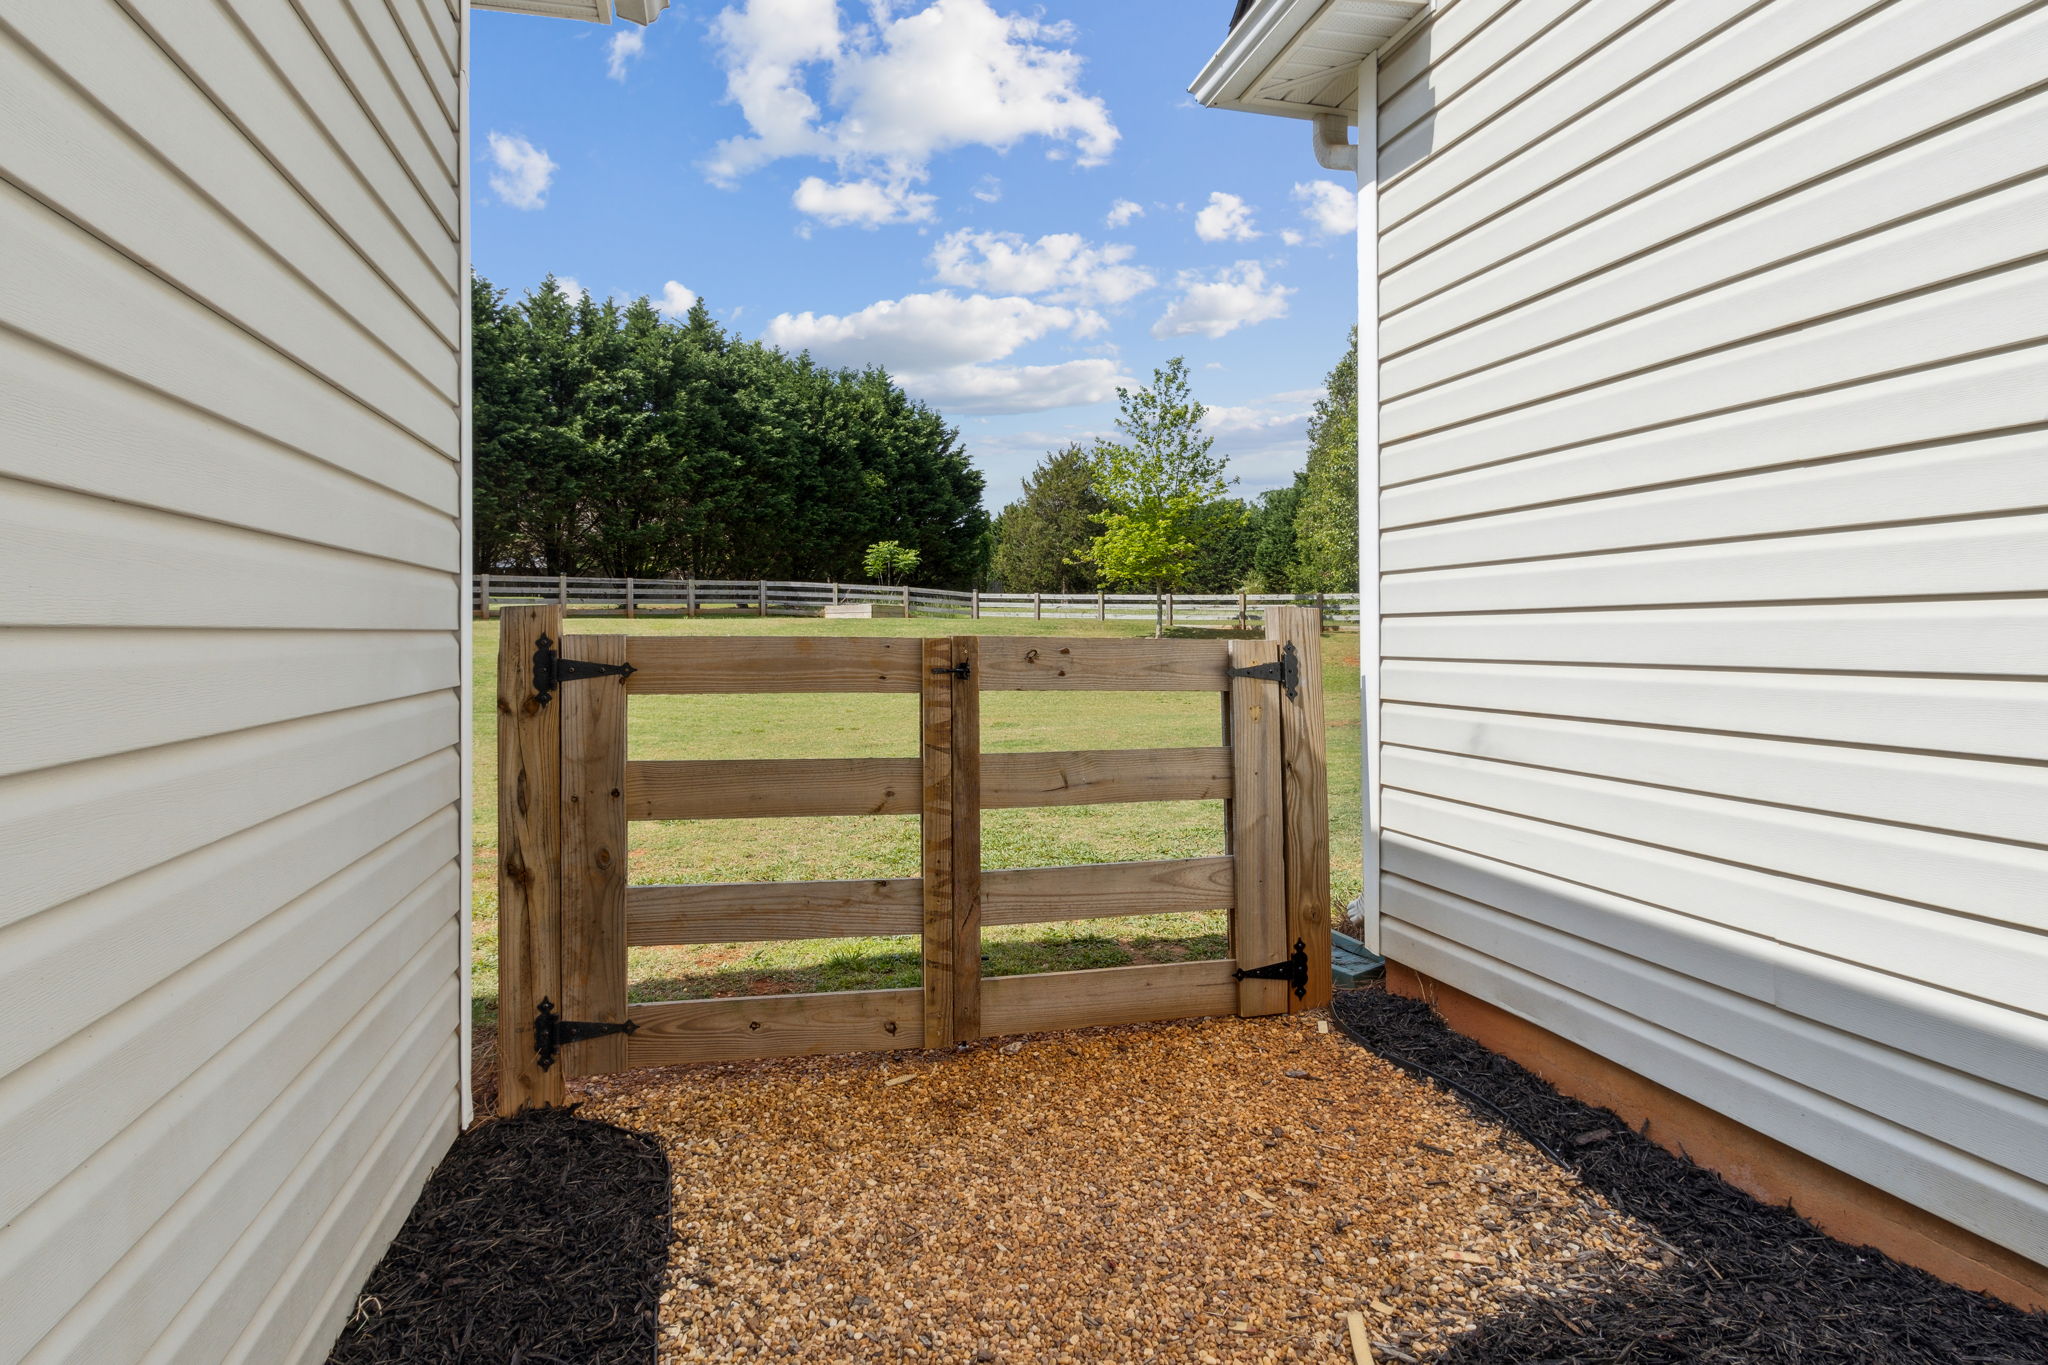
[
  {"x1": 553, "y1": 276, "x2": 590, "y2": 305},
  {"x1": 792, "y1": 176, "x2": 937, "y2": 227},
  {"x1": 707, "y1": 0, "x2": 1118, "y2": 226},
  {"x1": 1105, "y1": 198, "x2": 1144, "y2": 228},
  {"x1": 607, "y1": 28, "x2": 647, "y2": 81},
  {"x1": 658, "y1": 281, "x2": 699, "y2": 317},
  {"x1": 908, "y1": 359, "x2": 1124, "y2": 414},
  {"x1": 764, "y1": 291, "x2": 1085, "y2": 370},
  {"x1": 1194, "y1": 191, "x2": 1260, "y2": 243},
  {"x1": 487, "y1": 133, "x2": 557, "y2": 210},
  {"x1": 1205, "y1": 388, "x2": 1321, "y2": 435},
  {"x1": 1292, "y1": 179, "x2": 1357, "y2": 236},
  {"x1": 1152, "y1": 262, "x2": 1293, "y2": 340},
  {"x1": 763, "y1": 290, "x2": 1120, "y2": 413},
  {"x1": 929, "y1": 230, "x2": 1155, "y2": 306}
]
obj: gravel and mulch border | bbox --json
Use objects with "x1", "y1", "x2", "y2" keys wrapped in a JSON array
[
  {"x1": 343, "y1": 992, "x2": 2046, "y2": 1364},
  {"x1": 1332, "y1": 988, "x2": 2048, "y2": 1364},
  {"x1": 326, "y1": 1107, "x2": 671, "y2": 1365}
]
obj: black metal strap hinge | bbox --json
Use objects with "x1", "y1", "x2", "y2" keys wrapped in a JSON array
[
  {"x1": 532, "y1": 633, "x2": 636, "y2": 707},
  {"x1": 929, "y1": 660, "x2": 971, "y2": 680},
  {"x1": 1227, "y1": 640, "x2": 1301, "y2": 701},
  {"x1": 533, "y1": 998, "x2": 638, "y2": 1072},
  {"x1": 1234, "y1": 939, "x2": 1310, "y2": 999}
]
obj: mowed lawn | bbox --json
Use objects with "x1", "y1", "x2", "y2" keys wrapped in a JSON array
[{"x1": 470, "y1": 611, "x2": 1362, "y2": 1030}]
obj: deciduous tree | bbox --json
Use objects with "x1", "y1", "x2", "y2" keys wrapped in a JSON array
[
  {"x1": 1290, "y1": 329, "x2": 1360, "y2": 592},
  {"x1": 1083, "y1": 358, "x2": 1232, "y2": 630}
]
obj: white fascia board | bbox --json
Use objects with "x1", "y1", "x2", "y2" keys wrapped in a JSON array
[
  {"x1": 1191, "y1": 0, "x2": 1424, "y2": 120},
  {"x1": 470, "y1": 1, "x2": 612, "y2": 23},
  {"x1": 470, "y1": 0, "x2": 669, "y2": 25}
]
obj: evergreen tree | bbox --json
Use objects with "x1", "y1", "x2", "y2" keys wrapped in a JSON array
[
  {"x1": 1181, "y1": 498, "x2": 1256, "y2": 592},
  {"x1": 989, "y1": 446, "x2": 1106, "y2": 592},
  {"x1": 1249, "y1": 479, "x2": 1305, "y2": 593},
  {"x1": 1290, "y1": 328, "x2": 1360, "y2": 592},
  {"x1": 468, "y1": 272, "x2": 991, "y2": 586}
]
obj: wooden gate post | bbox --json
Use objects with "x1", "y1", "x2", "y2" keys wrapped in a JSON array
[
  {"x1": 497, "y1": 605, "x2": 566, "y2": 1113},
  {"x1": 920, "y1": 637, "x2": 982, "y2": 1045},
  {"x1": 1265, "y1": 607, "x2": 1331, "y2": 1010},
  {"x1": 758, "y1": 581, "x2": 769, "y2": 617},
  {"x1": 624, "y1": 577, "x2": 636, "y2": 619},
  {"x1": 558, "y1": 634, "x2": 631, "y2": 1075},
  {"x1": 1228, "y1": 639, "x2": 1288, "y2": 1017},
  {"x1": 476, "y1": 572, "x2": 491, "y2": 620}
]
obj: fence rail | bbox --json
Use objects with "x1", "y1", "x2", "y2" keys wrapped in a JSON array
[{"x1": 473, "y1": 574, "x2": 1362, "y2": 627}]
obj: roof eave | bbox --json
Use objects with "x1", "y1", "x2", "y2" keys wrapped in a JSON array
[
  {"x1": 470, "y1": 0, "x2": 669, "y2": 24},
  {"x1": 1191, "y1": 0, "x2": 1427, "y2": 120}
]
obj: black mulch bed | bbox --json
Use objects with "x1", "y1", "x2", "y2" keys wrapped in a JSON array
[
  {"x1": 326, "y1": 1108, "x2": 671, "y2": 1365},
  {"x1": 1332, "y1": 989, "x2": 2048, "y2": 1365}
]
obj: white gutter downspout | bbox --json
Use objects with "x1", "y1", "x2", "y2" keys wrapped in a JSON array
[
  {"x1": 1312, "y1": 114, "x2": 1357, "y2": 172},
  {"x1": 1320, "y1": 64, "x2": 1383, "y2": 957}
]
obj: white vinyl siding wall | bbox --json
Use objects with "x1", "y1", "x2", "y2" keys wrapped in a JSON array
[
  {"x1": 0, "y1": 0, "x2": 467, "y2": 1360},
  {"x1": 1370, "y1": 0, "x2": 2048, "y2": 1265}
]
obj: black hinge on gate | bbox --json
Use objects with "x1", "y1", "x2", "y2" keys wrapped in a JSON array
[
  {"x1": 1227, "y1": 640, "x2": 1301, "y2": 701},
  {"x1": 531, "y1": 633, "x2": 636, "y2": 707},
  {"x1": 1234, "y1": 939, "x2": 1310, "y2": 999},
  {"x1": 930, "y1": 660, "x2": 971, "y2": 680},
  {"x1": 533, "y1": 997, "x2": 639, "y2": 1072}
]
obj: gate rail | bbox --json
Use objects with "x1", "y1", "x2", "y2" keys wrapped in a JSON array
[{"x1": 495, "y1": 609, "x2": 1329, "y2": 1112}]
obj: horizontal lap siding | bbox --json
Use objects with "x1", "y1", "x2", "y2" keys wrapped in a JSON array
[
  {"x1": 1375, "y1": 0, "x2": 2048, "y2": 1267},
  {"x1": 0, "y1": 0, "x2": 465, "y2": 1361}
]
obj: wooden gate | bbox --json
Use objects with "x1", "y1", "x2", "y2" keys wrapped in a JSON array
[{"x1": 495, "y1": 607, "x2": 1330, "y2": 1113}]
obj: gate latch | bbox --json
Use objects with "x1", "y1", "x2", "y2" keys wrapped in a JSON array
[
  {"x1": 930, "y1": 660, "x2": 971, "y2": 680},
  {"x1": 1227, "y1": 641, "x2": 1301, "y2": 701},
  {"x1": 532, "y1": 633, "x2": 637, "y2": 707},
  {"x1": 1234, "y1": 939, "x2": 1310, "y2": 999},
  {"x1": 533, "y1": 997, "x2": 638, "y2": 1072}
]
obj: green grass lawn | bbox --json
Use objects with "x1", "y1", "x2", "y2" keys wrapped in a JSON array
[{"x1": 470, "y1": 611, "x2": 1362, "y2": 1030}]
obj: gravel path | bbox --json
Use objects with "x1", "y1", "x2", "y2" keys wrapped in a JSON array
[{"x1": 580, "y1": 1011, "x2": 1662, "y2": 1363}]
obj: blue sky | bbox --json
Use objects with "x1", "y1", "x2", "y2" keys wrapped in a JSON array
[{"x1": 472, "y1": 0, "x2": 1361, "y2": 511}]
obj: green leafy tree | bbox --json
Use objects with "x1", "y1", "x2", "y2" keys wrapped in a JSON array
[
  {"x1": 990, "y1": 446, "x2": 1107, "y2": 592},
  {"x1": 861, "y1": 540, "x2": 922, "y2": 585},
  {"x1": 1083, "y1": 358, "x2": 1231, "y2": 631},
  {"x1": 1290, "y1": 328, "x2": 1360, "y2": 592}
]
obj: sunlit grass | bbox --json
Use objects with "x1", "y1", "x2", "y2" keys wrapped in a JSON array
[{"x1": 471, "y1": 612, "x2": 1362, "y2": 1028}]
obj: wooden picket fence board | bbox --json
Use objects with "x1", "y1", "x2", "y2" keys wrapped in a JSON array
[{"x1": 495, "y1": 610, "x2": 1331, "y2": 1112}]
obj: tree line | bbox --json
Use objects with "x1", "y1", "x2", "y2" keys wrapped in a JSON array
[
  {"x1": 473, "y1": 275, "x2": 991, "y2": 586},
  {"x1": 990, "y1": 333, "x2": 1360, "y2": 596}
]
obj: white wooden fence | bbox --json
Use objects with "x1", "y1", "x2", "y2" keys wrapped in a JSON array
[{"x1": 473, "y1": 574, "x2": 1362, "y2": 627}]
